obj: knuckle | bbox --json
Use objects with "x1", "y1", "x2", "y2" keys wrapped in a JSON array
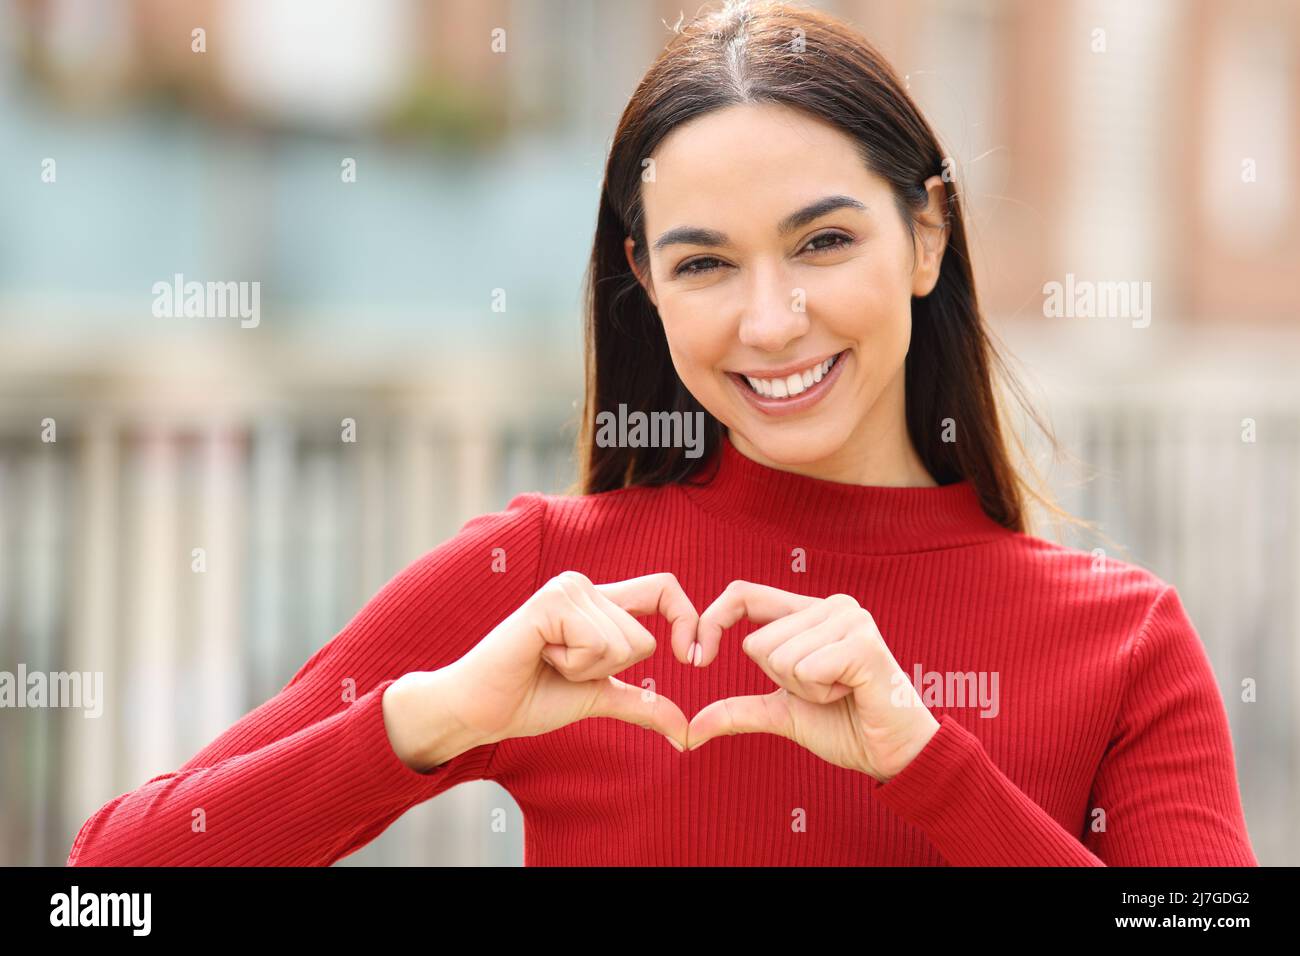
[
  {"x1": 855, "y1": 611, "x2": 880, "y2": 638},
  {"x1": 556, "y1": 569, "x2": 590, "y2": 589},
  {"x1": 535, "y1": 580, "x2": 572, "y2": 608},
  {"x1": 540, "y1": 573, "x2": 569, "y2": 596},
  {"x1": 542, "y1": 570, "x2": 588, "y2": 606},
  {"x1": 826, "y1": 592, "x2": 860, "y2": 610},
  {"x1": 563, "y1": 646, "x2": 598, "y2": 673},
  {"x1": 532, "y1": 582, "x2": 566, "y2": 613},
  {"x1": 722, "y1": 579, "x2": 747, "y2": 599}
]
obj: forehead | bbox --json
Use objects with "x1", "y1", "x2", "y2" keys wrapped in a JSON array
[{"x1": 642, "y1": 102, "x2": 882, "y2": 238}]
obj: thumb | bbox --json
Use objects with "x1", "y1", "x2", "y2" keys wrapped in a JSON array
[
  {"x1": 587, "y1": 676, "x2": 689, "y2": 751},
  {"x1": 687, "y1": 691, "x2": 791, "y2": 751}
]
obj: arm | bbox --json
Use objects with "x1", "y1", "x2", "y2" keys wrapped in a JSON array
[
  {"x1": 66, "y1": 493, "x2": 547, "y2": 867},
  {"x1": 865, "y1": 713, "x2": 1106, "y2": 866},
  {"x1": 865, "y1": 586, "x2": 1257, "y2": 866},
  {"x1": 1081, "y1": 585, "x2": 1256, "y2": 865}
]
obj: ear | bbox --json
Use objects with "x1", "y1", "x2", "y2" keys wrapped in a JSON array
[
  {"x1": 910, "y1": 174, "x2": 950, "y2": 298},
  {"x1": 624, "y1": 236, "x2": 659, "y2": 309}
]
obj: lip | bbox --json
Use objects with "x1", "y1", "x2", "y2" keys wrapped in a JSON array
[
  {"x1": 727, "y1": 348, "x2": 849, "y2": 417},
  {"x1": 731, "y1": 350, "x2": 844, "y2": 380}
]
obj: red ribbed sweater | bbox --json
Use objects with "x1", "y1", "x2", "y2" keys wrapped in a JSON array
[{"x1": 67, "y1": 432, "x2": 1257, "y2": 866}]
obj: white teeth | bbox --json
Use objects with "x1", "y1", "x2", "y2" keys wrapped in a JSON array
[{"x1": 739, "y1": 352, "x2": 840, "y2": 399}]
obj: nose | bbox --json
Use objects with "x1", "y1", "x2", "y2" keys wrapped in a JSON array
[{"x1": 736, "y1": 260, "x2": 810, "y2": 352}]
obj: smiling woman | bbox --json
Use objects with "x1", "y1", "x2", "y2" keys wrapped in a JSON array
[
  {"x1": 66, "y1": 0, "x2": 1258, "y2": 870},
  {"x1": 621, "y1": 106, "x2": 950, "y2": 476},
  {"x1": 582, "y1": 1, "x2": 1020, "y2": 499}
]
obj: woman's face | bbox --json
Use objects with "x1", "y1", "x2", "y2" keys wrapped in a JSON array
[{"x1": 625, "y1": 101, "x2": 948, "y2": 484}]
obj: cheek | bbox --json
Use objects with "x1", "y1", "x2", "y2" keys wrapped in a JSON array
[
  {"x1": 658, "y1": 296, "x2": 732, "y2": 375},
  {"x1": 812, "y1": 254, "x2": 908, "y2": 340},
  {"x1": 656, "y1": 311, "x2": 729, "y2": 407}
]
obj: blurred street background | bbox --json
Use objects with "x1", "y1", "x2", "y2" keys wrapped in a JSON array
[{"x1": 1, "y1": 0, "x2": 1297, "y2": 865}]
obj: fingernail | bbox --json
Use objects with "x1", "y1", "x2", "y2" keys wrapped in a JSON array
[
  {"x1": 691, "y1": 643, "x2": 702, "y2": 666},
  {"x1": 665, "y1": 736, "x2": 685, "y2": 752}
]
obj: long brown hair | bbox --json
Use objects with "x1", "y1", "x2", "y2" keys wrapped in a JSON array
[{"x1": 571, "y1": 0, "x2": 1093, "y2": 541}]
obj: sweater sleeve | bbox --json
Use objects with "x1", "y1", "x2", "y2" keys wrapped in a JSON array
[
  {"x1": 865, "y1": 585, "x2": 1257, "y2": 866},
  {"x1": 66, "y1": 492, "x2": 548, "y2": 867}
]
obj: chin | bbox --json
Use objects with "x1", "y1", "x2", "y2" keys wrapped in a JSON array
[{"x1": 733, "y1": 419, "x2": 853, "y2": 466}]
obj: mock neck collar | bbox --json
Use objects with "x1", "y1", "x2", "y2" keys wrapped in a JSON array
[{"x1": 680, "y1": 431, "x2": 1011, "y2": 556}]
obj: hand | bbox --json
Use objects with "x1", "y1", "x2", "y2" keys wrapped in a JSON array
[
  {"x1": 432, "y1": 571, "x2": 698, "y2": 755},
  {"x1": 685, "y1": 581, "x2": 940, "y2": 782}
]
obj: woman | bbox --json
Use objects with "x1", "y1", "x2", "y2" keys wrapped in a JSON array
[{"x1": 67, "y1": 0, "x2": 1256, "y2": 867}]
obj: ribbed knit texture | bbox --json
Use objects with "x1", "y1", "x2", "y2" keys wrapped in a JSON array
[{"x1": 67, "y1": 432, "x2": 1257, "y2": 866}]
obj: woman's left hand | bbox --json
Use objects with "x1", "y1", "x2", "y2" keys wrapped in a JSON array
[{"x1": 686, "y1": 580, "x2": 940, "y2": 782}]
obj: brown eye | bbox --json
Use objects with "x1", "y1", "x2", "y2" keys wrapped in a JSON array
[
  {"x1": 675, "y1": 256, "x2": 725, "y2": 277},
  {"x1": 804, "y1": 231, "x2": 853, "y2": 254}
]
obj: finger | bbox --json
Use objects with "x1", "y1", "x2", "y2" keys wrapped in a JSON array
[
  {"x1": 741, "y1": 598, "x2": 840, "y2": 660},
  {"x1": 589, "y1": 676, "x2": 690, "y2": 750},
  {"x1": 538, "y1": 580, "x2": 604, "y2": 672},
  {"x1": 696, "y1": 581, "x2": 821, "y2": 667},
  {"x1": 595, "y1": 572, "x2": 700, "y2": 667},
  {"x1": 791, "y1": 637, "x2": 862, "y2": 703},
  {"x1": 755, "y1": 604, "x2": 862, "y2": 702},
  {"x1": 687, "y1": 690, "x2": 791, "y2": 750},
  {"x1": 541, "y1": 576, "x2": 635, "y2": 682},
  {"x1": 539, "y1": 606, "x2": 613, "y2": 678},
  {"x1": 585, "y1": 586, "x2": 659, "y2": 664},
  {"x1": 739, "y1": 608, "x2": 834, "y2": 695}
]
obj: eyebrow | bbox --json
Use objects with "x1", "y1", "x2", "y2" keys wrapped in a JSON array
[{"x1": 651, "y1": 194, "x2": 867, "y2": 253}]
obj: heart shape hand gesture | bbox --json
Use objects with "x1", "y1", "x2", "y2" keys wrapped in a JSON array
[
  {"x1": 686, "y1": 579, "x2": 941, "y2": 781},
  {"x1": 397, "y1": 572, "x2": 939, "y2": 782}
]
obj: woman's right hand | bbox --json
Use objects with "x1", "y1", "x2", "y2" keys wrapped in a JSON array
[{"x1": 394, "y1": 571, "x2": 700, "y2": 766}]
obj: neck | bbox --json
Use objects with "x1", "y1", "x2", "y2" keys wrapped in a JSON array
[{"x1": 681, "y1": 431, "x2": 1008, "y2": 556}]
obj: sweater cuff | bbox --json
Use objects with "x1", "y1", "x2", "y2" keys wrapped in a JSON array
[
  {"x1": 343, "y1": 679, "x2": 472, "y2": 806},
  {"x1": 866, "y1": 712, "x2": 985, "y2": 818}
]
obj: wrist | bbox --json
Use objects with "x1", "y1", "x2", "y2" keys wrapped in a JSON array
[
  {"x1": 383, "y1": 667, "x2": 485, "y2": 773},
  {"x1": 873, "y1": 711, "x2": 941, "y2": 782}
]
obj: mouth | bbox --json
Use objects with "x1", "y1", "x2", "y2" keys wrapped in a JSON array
[{"x1": 726, "y1": 349, "x2": 849, "y2": 416}]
